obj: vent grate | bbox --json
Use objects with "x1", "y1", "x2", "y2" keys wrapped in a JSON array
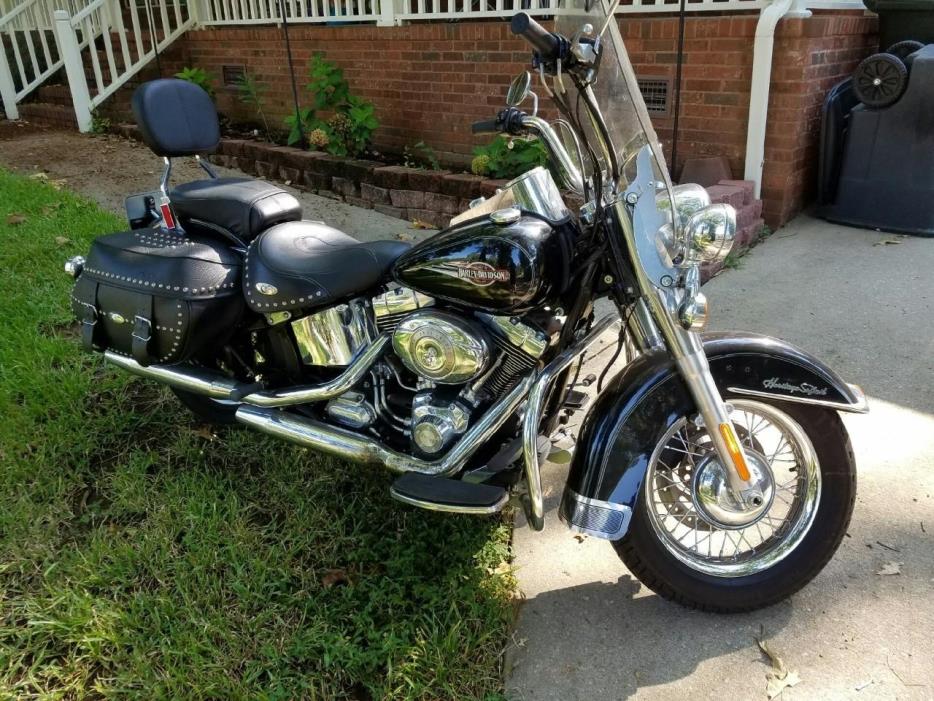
[
  {"x1": 638, "y1": 78, "x2": 671, "y2": 116},
  {"x1": 222, "y1": 65, "x2": 246, "y2": 86}
]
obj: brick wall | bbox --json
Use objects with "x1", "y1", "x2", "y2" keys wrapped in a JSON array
[
  {"x1": 762, "y1": 12, "x2": 878, "y2": 224},
  {"x1": 169, "y1": 11, "x2": 875, "y2": 227}
]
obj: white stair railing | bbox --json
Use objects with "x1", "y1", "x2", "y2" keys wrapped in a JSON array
[
  {"x1": 0, "y1": 0, "x2": 83, "y2": 119},
  {"x1": 54, "y1": 0, "x2": 194, "y2": 131}
]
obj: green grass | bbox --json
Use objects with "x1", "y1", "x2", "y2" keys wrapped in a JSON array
[{"x1": 0, "y1": 169, "x2": 515, "y2": 700}]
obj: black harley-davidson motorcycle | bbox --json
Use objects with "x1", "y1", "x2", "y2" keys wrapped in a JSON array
[{"x1": 66, "y1": 0, "x2": 867, "y2": 612}]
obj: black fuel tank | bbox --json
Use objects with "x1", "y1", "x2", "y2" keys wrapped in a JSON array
[{"x1": 392, "y1": 214, "x2": 571, "y2": 314}]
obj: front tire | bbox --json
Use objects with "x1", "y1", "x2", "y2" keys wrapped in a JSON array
[{"x1": 614, "y1": 396, "x2": 856, "y2": 613}]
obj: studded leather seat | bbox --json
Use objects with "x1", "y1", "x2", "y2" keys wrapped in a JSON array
[{"x1": 243, "y1": 221, "x2": 410, "y2": 312}]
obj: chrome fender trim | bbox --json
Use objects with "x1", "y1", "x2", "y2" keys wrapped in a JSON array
[{"x1": 522, "y1": 311, "x2": 623, "y2": 532}]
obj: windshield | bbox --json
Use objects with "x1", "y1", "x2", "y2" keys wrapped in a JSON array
[{"x1": 554, "y1": 0, "x2": 674, "y2": 196}]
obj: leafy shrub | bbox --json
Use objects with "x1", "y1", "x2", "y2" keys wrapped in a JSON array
[
  {"x1": 471, "y1": 136, "x2": 548, "y2": 179},
  {"x1": 404, "y1": 141, "x2": 441, "y2": 171},
  {"x1": 174, "y1": 67, "x2": 215, "y2": 97},
  {"x1": 90, "y1": 110, "x2": 111, "y2": 135},
  {"x1": 235, "y1": 71, "x2": 270, "y2": 140},
  {"x1": 283, "y1": 55, "x2": 378, "y2": 156}
]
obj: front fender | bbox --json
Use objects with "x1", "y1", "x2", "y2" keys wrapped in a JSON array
[{"x1": 558, "y1": 332, "x2": 867, "y2": 540}]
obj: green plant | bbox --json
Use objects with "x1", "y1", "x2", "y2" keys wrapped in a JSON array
[
  {"x1": 284, "y1": 106, "x2": 313, "y2": 146},
  {"x1": 282, "y1": 55, "x2": 378, "y2": 156},
  {"x1": 306, "y1": 53, "x2": 350, "y2": 111},
  {"x1": 174, "y1": 66, "x2": 215, "y2": 97},
  {"x1": 89, "y1": 109, "x2": 111, "y2": 135},
  {"x1": 235, "y1": 71, "x2": 270, "y2": 140},
  {"x1": 471, "y1": 135, "x2": 548, "y2": 179},
  {"x1": 404, "y1": 141, "x2": 441, "y2": 170}
]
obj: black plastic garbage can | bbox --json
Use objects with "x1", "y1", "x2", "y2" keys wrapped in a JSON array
[
  {"x1": 818, "y1": 44, "x2": 934, "y2": 236},
  {"x1": 864, "y1": 0, "x2": 934, "y2": 49}
]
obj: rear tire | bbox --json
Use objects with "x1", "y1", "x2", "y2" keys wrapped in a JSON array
[
  {"x1": 172, "y1": 387, "x2": 239, "y2": 425},
  {"x1": 614, "y1": 396, "x2": 856, "y2": 613}
]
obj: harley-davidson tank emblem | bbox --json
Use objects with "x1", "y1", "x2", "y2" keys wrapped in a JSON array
[
  {"x1": 424, "y1": 260, "x2": 511, "y2": 287},
  {"x1": 457, "y1": 262, "x2": 510, "y2": 286},
  {"x1": 762, "y1": 377, "x2": 828, "y2": 396}
]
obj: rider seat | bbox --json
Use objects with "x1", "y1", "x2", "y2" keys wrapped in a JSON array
[
  {"x1": 131, "y1": 79, "x2": 301, "y2": 243},
  {"x1": 243, "y1": 221, "x2": 411, "y2": 312}
]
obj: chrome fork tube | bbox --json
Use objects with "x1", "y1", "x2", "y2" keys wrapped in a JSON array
[{"x1": 614, "y1": 201, "x2": 758, "y2": 498}]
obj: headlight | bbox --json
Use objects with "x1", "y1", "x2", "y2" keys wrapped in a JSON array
[
  {"x1": 686, "y1": 204, "x2": 736, "y2": 263},
  {"x1": 656, "y1": 183, "x2": 712, "y2": 260}
]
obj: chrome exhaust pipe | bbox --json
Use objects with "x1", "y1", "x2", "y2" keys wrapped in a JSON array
[
  {"x1": 235, "y1": 375, "x2": 533, "y2": 476},
  {"x1": 103, "y1": 334, "x2": 390, "y2": 407}
]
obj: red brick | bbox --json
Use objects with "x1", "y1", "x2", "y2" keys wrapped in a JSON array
[{"x1": 706, "y1": 184, "x2": 746, "y2": 210}]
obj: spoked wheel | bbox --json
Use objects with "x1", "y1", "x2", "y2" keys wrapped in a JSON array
[
  {"x1": 853, "y1": 53, "x2": 908, "y2": 108},
  {"x1": 615, "y1": 396, "x2": 856, "y2": 612},
  {"x1": 886, "y1": 40, "x2": 923, "y2": 62}
]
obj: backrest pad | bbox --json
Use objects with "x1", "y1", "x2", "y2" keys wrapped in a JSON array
[{"x1": 131, "y1": 79, "x2": 220, "y2": 157}]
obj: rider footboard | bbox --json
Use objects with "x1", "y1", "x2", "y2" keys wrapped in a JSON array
[{"x1": 71, "y1": 229, "x2": 244, "y2": 366}]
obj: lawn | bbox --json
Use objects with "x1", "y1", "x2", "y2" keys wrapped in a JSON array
[{"x1": 0, "y1": 168, "x2": 514, "y2": 700}]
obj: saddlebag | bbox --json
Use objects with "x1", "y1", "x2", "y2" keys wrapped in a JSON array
[{"x1": 71, "y1": 229, "x2": 244, "y2": 366}]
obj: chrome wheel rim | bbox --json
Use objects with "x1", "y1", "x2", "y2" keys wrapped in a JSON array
[{"x1": 644, "y1": 400, "x2": 821, "y2": 578}]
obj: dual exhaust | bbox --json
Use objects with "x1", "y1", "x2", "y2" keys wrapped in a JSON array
[{"x1": 102, "y1": 338, "x2": 531, "y2": 477}]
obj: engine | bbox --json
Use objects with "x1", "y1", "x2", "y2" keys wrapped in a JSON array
[{"x1": 299, "y1": 287, "x2": 550, "y2": 457}]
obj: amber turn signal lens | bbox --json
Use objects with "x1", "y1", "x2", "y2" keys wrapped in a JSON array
[{"x1": 718, "y1": 422, "x2": 751, "y2": 482}]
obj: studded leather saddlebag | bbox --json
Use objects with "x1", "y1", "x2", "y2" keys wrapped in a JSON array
[{"x1": 71, "y1": 228, "x2": 244, "y2": 366}]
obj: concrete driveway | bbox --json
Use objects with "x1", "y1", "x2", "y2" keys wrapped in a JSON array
[{"x1": 506, "y1": 215, "x2": 934, "y2": 700}]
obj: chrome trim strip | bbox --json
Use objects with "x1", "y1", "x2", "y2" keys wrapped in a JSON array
[
  {"x1": 559, "y1": 488, "x2": 633, "y2": 540},
  {"x1": 522, "y1": 312, "x2": 623, "y2": 532},
  {"x1": 235, "y1": 375, "x2": 533, "y2": 477},
  {"x1": 726, "y1": 384, "x2": 870, "y2": 414},
  {"x1": 103, "y1": 334, "x2": 390, "y2": 408},
  {"x1": 389, "y1": 486, "x2": 509, "y2": 515}
]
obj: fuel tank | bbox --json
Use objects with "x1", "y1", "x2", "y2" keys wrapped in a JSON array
[{"x1": 392, "y1": 213, "x2": 573, "y2": 314}]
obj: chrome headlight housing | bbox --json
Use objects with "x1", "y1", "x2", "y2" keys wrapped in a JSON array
[
  {"x1": 685, "y1": 203, "x2": 736, "y2": 263},
  {"x1": 656, "y1": 183, "x2": 712, "y2": 261}
]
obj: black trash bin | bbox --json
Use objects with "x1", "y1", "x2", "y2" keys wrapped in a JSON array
[{"x1": 864, "y1": 0, "x2": 934, "y2": 49}]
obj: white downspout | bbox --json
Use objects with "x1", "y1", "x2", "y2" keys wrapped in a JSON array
[{"x1": 743, "y1": 0, "x2": 812, "y2": 198}]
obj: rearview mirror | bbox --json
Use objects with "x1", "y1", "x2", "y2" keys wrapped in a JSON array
[{"x1": 506, "y1": 71, "x2": 532, "y2": 107}]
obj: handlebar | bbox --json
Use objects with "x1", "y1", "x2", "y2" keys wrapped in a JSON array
[
  {"x1": 511, "y1": 12, "x2": 561, "y2": 63},
  {"x1": 471, "y1": 118, "x2": 501, "y2": 135}
]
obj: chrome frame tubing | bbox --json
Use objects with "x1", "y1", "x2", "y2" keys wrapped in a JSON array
[
  {"x1": 521, "y1": 114, "x2": 585, "y2": 196},
  {"x1": 613, "y1": 200, "x2": 758, "y2": 498},
  {"x1": 522, "y1": 311, "x2": 623, "y2": 531}
]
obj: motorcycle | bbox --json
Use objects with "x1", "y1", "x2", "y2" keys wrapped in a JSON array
[{"x1": 65, "y1": 0, "x2": 867, "y2": 612}]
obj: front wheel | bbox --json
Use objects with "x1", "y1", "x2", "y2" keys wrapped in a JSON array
[{"x1": 614, "y1": 396, "x2": 856, "y2": 612}]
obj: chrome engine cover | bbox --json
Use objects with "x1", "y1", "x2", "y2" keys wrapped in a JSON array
[
  {"x1": 392, "y1": 310, "x2": 490, "y2": 384},
  {"x1": 411, "y1": 391, "x2": 470, "y2": 455},
  {"x1": 291, "y1": 300, "x2": 371, "y2": 367}
]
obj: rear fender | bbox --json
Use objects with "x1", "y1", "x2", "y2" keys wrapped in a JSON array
[{"x1": 558, "y1": 332, "x2": 867, "y2": 540}]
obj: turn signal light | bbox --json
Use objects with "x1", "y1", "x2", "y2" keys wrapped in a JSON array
[{"x1": 718, "y1": 422, "x2": 751, "y2": 482}]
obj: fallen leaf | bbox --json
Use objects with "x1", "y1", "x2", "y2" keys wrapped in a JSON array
[
  {"x1": 855, "y1": 679, "x2": 874, "y2": 692},
  {"x1": 192, "y1": 425, "x2": 216, "y2": 441},
  {"x1": 409, "y1": 219, "x2": 433, "y2": 230},
  {"x1": 873, "y1": 237, "x2": 903, "y2": 246},
  {"x1": 50, "y1": 179, "x2": 67, "y2": 190},
  {"x1": 29, "y1": 172, "x2": 48, "y2": 181},
  {"x1": 55, "y1": 236, "x2": 70, "y2": 246},
  {"x1": 876, "y1": 540, "x2": 900, "y2": 552},
  {"x1": 6, "y1": 213, "x2": 26, "y2": 226},
  {"x1": 876, "y1": 561, "x2": 902, "y2": 576},
  {"x1": 321, "y1": 568, "x2": 350, "y2": 588},
  {"x1": 573, "y1": 534, "x2": 585, "y2": 543},
  {"x1": 756, "y1": 631, "x2": 802, "y2": 700},
  {"x1": 284, "y1": 179, "x2": 292, "y2": 185}
]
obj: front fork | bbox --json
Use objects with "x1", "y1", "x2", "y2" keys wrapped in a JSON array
[{"x1": 621, "y1": 216, "x2": 762, "y2": 503}]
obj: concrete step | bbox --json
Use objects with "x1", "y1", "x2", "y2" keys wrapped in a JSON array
[
  {"x1": 17, "y1": 102, "x2": 77, "y2": 129},
  {"x1": 34, "y1": 84, "x2": 72, "y2": 107}
]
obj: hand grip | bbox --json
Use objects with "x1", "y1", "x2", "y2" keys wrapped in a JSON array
[
  {"x1": 511, "y1": 12, "x2": 560, "y2": 61},
  {"x1": 471, "y1": 118, "x2": 501, "y2": 135}
]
